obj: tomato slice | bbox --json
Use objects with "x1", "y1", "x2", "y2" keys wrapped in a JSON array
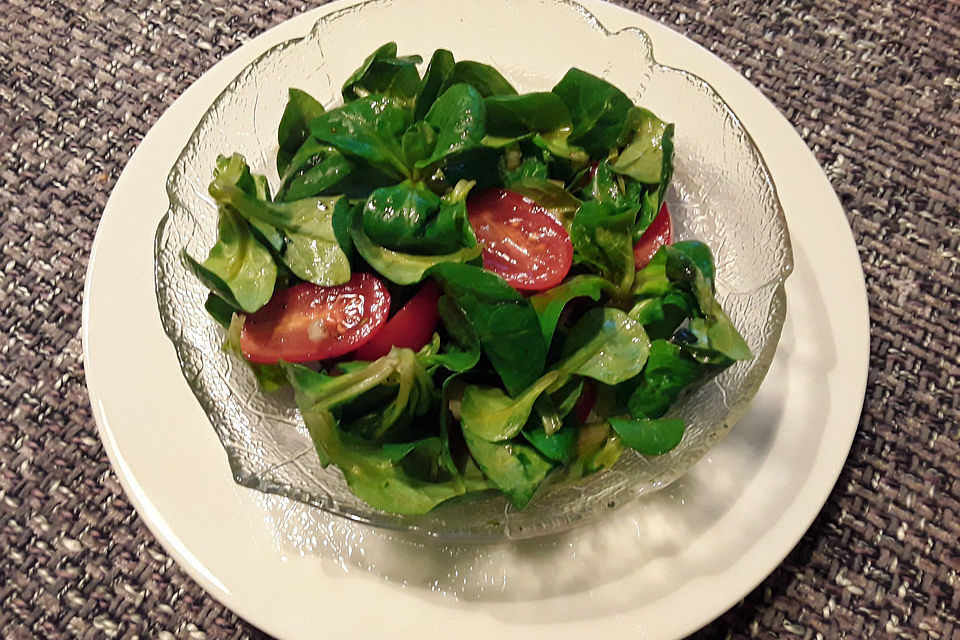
[
  {"x1": 353, "y1": 281, "x2": 441, "y2": 361},
  {"x1": 634, "y1": 203, "x2": 673, "y2": 270},
  {"x1": 467, "y1": 189, "x2": 573, "y2": 291},
  {"x1": 240, "y1": 273, "x2": 390, "y2": 364}
]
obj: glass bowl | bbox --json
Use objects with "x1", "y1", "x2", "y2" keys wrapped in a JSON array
[{"x1": 155, "y1": 0, "x2": 793, "y2": 542}]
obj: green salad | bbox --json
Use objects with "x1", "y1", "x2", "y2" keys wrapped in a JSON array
[{"x1": 184, "y1": 43, "x2": 752, "y2": 514}]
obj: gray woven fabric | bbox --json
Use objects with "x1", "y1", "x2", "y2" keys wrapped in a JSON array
[{"x1": 1, "y1": 0, "x2": 958, "y2": 637}]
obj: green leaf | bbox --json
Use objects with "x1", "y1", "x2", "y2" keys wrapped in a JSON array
[
  {"x1": 532, "y1": 128, "x2": 590, "y2": 165},
  {"x1": 437, "y1": 145, "x2": 505, "y2": 192},
  {"x1": 208, "y1": 179, "x2": 350, "y2": 287},
  {"x1": 422, "y1": 295, "x2": 482, "y2": 372},
  {"x1": 278, "y1": 138, "x2": 353, "y2": 202},
  {"x1": 360, "y1": 179, "x2": 474, "y2": 255},
  {"x1": 286, "y1": 347, "x2": 434, "y2": 439},
  {"x1": 460, "y1": 371, "x2": 561, "y2": 442},
  {"x1": 400, "y1": 120, "x2": 438, "y2": 167},
  {"x1": 341, "y1": 42, "x2": 422, "y2": 105},
  {"x1": 428, "y1": 262, "x2": 548, "y2": 395},
  {"x1": 681, "y1": 315, "x2": 753, "y2": 363},
  {"x1": 309, "y1": 95, "x2": 412, "y2": 179},
  {"x1": 436, "y1": 374, "x2": 465, "y2": 475},
  {"x1": 579, "y1": 159, "x2": 629, "y2": 206},
  {"x1": 609, "y1": 417, "x2": 685, "y2": 456},
  {"x1": 300, "y1": 406, "x2": 467, "y2": 514},
  {"x1": 522, "y1": 413, "x2": 577, "y2": 463},
  {"x1": 277, "y1": 88, "x2": 325, "y2": 176},
  {"x1": 611, "y1": 108, "x2": 673, "y2": 184},
  {"x1": 505, "y1": 178, "x2": 581, "y2": 226},
  {"x1": 484, "y1": 92, "x2": 570, "y2": 138},
  {"x1": 570, "y1": 200, "x2": 637, "y2": 295},
  {"x1": 283, "y1": 201, "x2": 352, "y2": 286},
  {"x1": 628, "y1": 290, "x2": 698, "y2": 340},
  {"x1": 212, "y1": 154, "x2": 284, "y2": 252},
  {"x1": 565, "y1": 422, "x2": 624, "y2": 478},
  {"x1": 414, "y1": 48, "x2": 456, "y2": 121},
  {"x1": 331, "y1": 197, "x2": 355, "y2": 260},
  {"x1": 284, "y1": 352, "x2": 468, "y2": 513},
  {"x1": 181, "y1": 206, "x2": 276, "y2": 313},
  {"x1": 350, "y1": 205, "x2": 481, "y2": 285},
  {"x1": 204, "y1": 293, "x2": 237, "y2": 328},
  {"x1": 631, "y1": 246, "x2": 671, "y2": 297},
  {"x1": 416, "y1": 83, "x2": 486, "y2": 168},
  {"x1": 669, "y1": 240, "x2": 716, "y2": 286},
  {"x1": 633, "y1": 243, "x2": 750, "y2": 362},
  {"x1": 362, "y1": 179, "x2": 441, "y2": 249},
  {"x1": 551, "y1": 68, "x2": 634, "y2": 157},
  {"x1": 557, "y1": 307, "x2": 650, "y2": 385},
  {"x1": 626, "y1": 339, "x2": 704, "y2": 419},
  {"x1": 501, "y1": 154, "x2": 549, "y2": 184},
  {"x1": 441, "y1": 61, "x2": 517, "y2": 97},
  {"x1": 548, "y1": 377, "x2": 585, "y2": 423},
  {"x1": 462, "y1": 431, "x2": 553, "y2": 509},
  {"x1": 528, "y1": 274, "x2": 607, "y2": 344}
]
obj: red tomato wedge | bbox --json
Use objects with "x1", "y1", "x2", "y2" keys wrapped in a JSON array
[
  {"x1": 634, "y1": 203, "x2": 673, "y2": 270},
  {"x1": 240, "y1": 273, "x2": 390, "y2": 364},
  {"x1": 467, "y1": 189, "x2": 573, "y2": 291},
  {"x1": 353, "y1": 281, "x2": 441, "y2": 361}
]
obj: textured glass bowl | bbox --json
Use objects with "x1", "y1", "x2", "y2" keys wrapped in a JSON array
[{"x1": 155, "y1": 0, "x2": 793, "y2": 542}]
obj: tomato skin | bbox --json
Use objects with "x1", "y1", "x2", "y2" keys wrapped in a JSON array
[
  {"x1": 467, "y1": 189, "x2": 573, "y2": 291},
  {"x1": 353, "y1": 281, "x2": 441, "y2": 361},
  {"x1": 240, "y1": 274, "x2": 390, "y2": 364},
  {"x1": 634, "y1": 203, "x2": 673, "y2": 270}
]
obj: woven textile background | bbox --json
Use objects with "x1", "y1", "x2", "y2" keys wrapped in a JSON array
[{"x1": 1, "y1": 0, "x2": 958, "y2": 638}]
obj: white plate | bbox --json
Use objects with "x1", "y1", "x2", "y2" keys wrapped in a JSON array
[{"x1": 83, "y1": 1, "x2": 869, "y2": 638}]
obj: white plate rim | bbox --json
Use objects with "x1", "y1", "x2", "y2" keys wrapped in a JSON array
[{"x1": 82, "y1": 1, "x2": 870, "y2": 638}]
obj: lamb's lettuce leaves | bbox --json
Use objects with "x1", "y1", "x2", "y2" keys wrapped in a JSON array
[
  {"x1": 181, "y1": 210, "x2": 276, "y2": 313},
  {"x1": 341, "y1": 42, "x2": 422, "y2": 105},
  {"x1": 459, "y1": 371, "x2": 562, "y2": 442},
  {"x1": 462, "y1": 430, "x2": 553, "y2": 509},
  {"x1": 428, "y1": 263, "x2": 548, "y2": 395},
  {"x1": 208, "y1": 177, "x2": 350, "y2": 287},
  {"x1": 350, "y1": 205, "x2": 481, "y2": 285},
  {"x1": 551, "y1": 68, "x2": 633, "y2": 157},
  {"x1": 277, "y1": 88, "x2": 326, "y2": 176},
  {"x1": 416, "y1": 83, "x2": 487, "y2": 168},
  {"x1": 501, "y1": 154, "x2": 549, "y2": 184},
  {"x1": 505, "y1": 178, "x2": 581, "y2": 226},
  {"x1": 414, "y1": 48, "x2": 456, "y2": 121},
  {"x1": 609, "y1": 417, "x2": 685, "y2": 456},
  {"x1": 570, "y1": 200, "x2": 637, "y2": 296},
  {"x1": 309, "y1": 95, "x2": 412, "y2": 180},
  {"x1": 422, "y1": 295, "x2": 482, "y2": 373},
  {"x1": 626, "y1": 339, "x2": 704, "y2": 420},
  {"x1": 362, "y1": 180, "x2": 455, "y2": 253},
  {"x1": 556, "y1": 307, "x2": 650, "y2": 385},
  {"x1": 299, "y1": 405, "x2": 468, "y2": 514},
  {"x1": 528, "y1": 274, "x2": 608, "y2": 345},
  {"x1": 632, "y1": 242, "x2": 750, "y2": 362},
  {"x1": 484, "y1": 92, "x2": 570, "y2": 138},
  {"x1": 440, "y1": 61, "x2": 517, "y2": 98},
  {"x1": 522, "y1": 413, "x2": 577, "y2": 463},
  {"x1": 277, "y1": 138, "x2": 353, "y2": 202},
  {"x1": 612, "y1": 107, "x2": 673, "y2": 184}
]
